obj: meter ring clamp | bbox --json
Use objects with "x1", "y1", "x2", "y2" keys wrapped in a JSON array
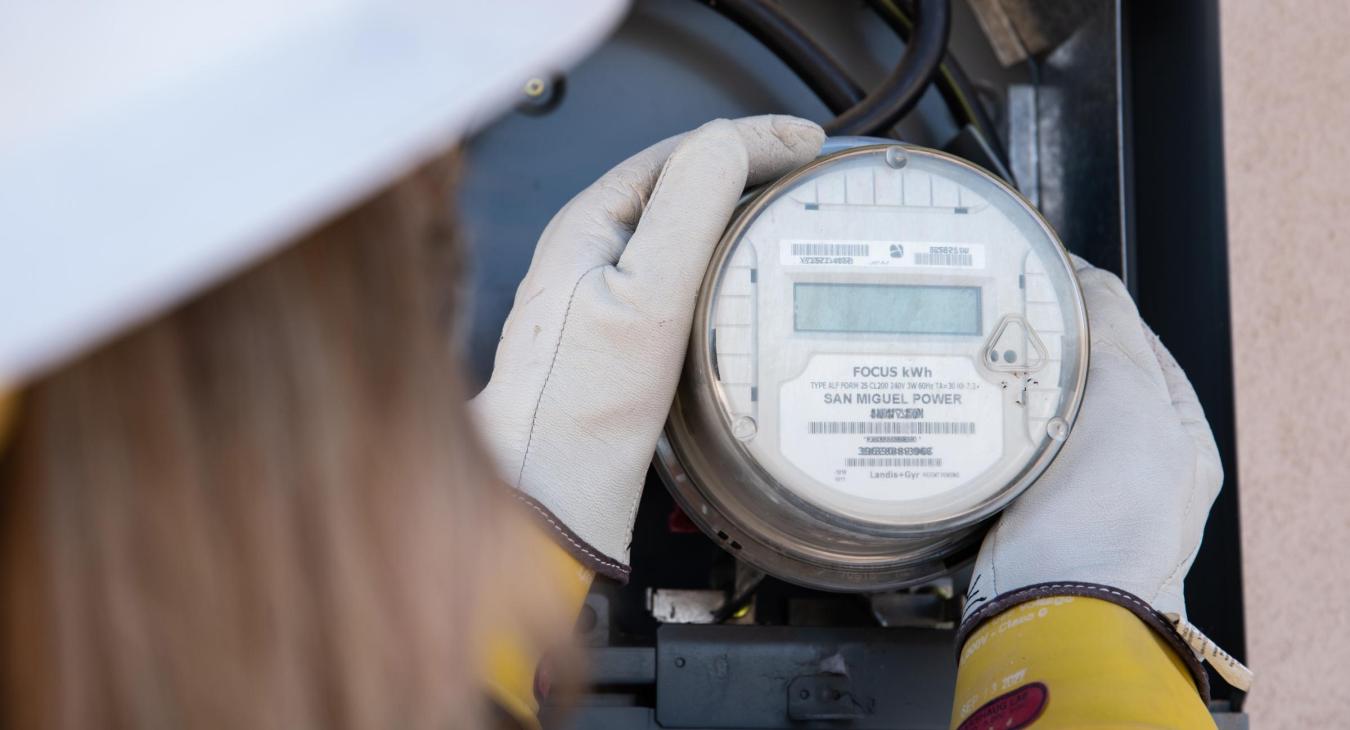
[{"x1": 655, "y1": 139, "x2": 1090, "y2": 592}]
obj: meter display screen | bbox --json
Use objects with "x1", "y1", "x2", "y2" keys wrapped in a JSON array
[
  {"x1": 793, "y1": 282, "x2": 982, "y2": 336},
  {"x1": 660, "y1": 141, "x2": 1088, "y2": 589}
]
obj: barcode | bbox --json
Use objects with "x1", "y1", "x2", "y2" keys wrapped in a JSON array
[
  {"x1": 845, "y1": 457, "x2": 943, "y2": 468},
  {"x1": 808, "y1": 421, "x2": 975, "y2": 435},
  {"x1": 791, "y1": 242, "x2": 870, "y2": 257},
  {"x1": 915, "y1": 253, "x2": 973, "y2": 267}
]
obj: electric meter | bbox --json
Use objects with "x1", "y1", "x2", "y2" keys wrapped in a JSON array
[{"x1": 656, "y1": 140, "x2": 1089, "y2": 591}]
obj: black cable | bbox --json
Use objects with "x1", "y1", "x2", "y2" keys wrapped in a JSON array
[
  {"x1": 702, "y1": 0, "x2": 1000, "y2": 156},
  {"x1": 825, "y1": 0, "x2": 950, "y2": 136},
  {"x1": 866, "y1": 0, "x2": 1010, "y2": 166},
  {"x1": 701, "y1": 0, "x2": 864, "y2": 115}
]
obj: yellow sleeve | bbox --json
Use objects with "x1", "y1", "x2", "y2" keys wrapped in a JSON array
[
  {"x1": 951, "y1": 595, "x2": 1215, "y2": 729},
  {"x1": 479, "y1": 526, "x2": 594, "y2": 729}
]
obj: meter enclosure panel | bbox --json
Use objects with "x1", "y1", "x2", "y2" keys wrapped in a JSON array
[{"x1": 660, "y1": 143, "x2": 1088, "y2": 591}]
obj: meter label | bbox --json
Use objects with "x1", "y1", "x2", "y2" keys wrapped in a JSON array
[
  {"x1": 779, "y1": 354, "x2": 1002, "y2": 501},
  {"x1": 781, "y1": 239, "x2": 986, "y2": 269}
]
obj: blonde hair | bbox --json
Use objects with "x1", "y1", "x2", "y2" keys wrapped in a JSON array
[{"x1": 0, "y1": 155, "x2": 523, "y2": 729}]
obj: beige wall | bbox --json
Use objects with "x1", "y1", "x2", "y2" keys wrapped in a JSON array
[{"x1": 1221, "y1": 1, "x2": 1350, "y2": 726}]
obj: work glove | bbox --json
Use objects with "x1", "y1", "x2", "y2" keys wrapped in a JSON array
[
  {"x1": 472, "y1": 116, "x2": 825, "y2": 581},
  {"x1": 958, "y1": 256, "x2": 1225, "y2": 692}
]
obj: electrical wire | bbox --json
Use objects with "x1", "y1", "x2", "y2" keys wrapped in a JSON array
[
  {"x1": 700, "y1": 0, "x2": 864, "y2": 115},
  {"x1": 700, "y1": 0, "x2": 1007, "y2": 164},
  {"x1": 824, "y1": 0, "x2": 950, "y2": 136},
  {"x1": 867, "y1": 0, "x2": 1010, "y2": 166}
]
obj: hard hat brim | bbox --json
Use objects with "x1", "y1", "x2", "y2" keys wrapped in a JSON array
[{"x1": 0, "y1": 0, "x2": 628, "y2": 385}]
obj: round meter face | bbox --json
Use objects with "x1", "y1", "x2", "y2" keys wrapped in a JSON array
[{"x1": 696, "y1": 144, "x2": 1087, "y2": 531}]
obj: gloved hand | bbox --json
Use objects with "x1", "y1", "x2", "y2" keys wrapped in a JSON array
[
  {"x1": 959, "y1": 256, "x2": 1223, "y2": 683},
  {"x1": 472, "y1": 116, "x2": 825, "y2": 580}
]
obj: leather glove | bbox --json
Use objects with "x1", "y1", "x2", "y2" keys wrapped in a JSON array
[
  {"x1": 959, "y1": 256, "x2": 1224, "y2": 688},
  {"x1": 472, "y1": 116, "x2": 825, "y2": 580}
]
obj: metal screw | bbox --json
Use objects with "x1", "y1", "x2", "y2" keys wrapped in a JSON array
[
  {"x1": 516, "y1": 75, "x2": 565, "y2": 116},
  {"x1": 884, "y1": 146, "x2": 908, "y2": 169},
  {"x1": 798, "y1": 689, "x2": 810, "y2": 700},
  {"x1": 674, "y1": 657, "x2": 686, "y2": 668},
  {"x1": 523, "y1": 77, "x2": 548, "y2": 98}
]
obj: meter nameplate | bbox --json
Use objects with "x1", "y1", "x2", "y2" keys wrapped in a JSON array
[
  {"x1": 778, "y1": 355, "x2": 1002, "y2": 502},
  {"x1": 781, "y1": 239, "x2": 986, "y2": 270}
]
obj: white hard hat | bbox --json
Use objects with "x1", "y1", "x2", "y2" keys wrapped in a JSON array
[{"x1": 0, "y1": 0, "x2": 627, "y2": 386}]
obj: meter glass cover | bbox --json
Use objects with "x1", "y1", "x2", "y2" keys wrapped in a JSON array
[{"x1": 694, "y1": 144, "x2": 1087, "y2": 531}]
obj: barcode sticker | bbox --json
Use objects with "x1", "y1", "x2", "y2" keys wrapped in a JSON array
[
  {"x1": 915, "y1": 252, "x2": 974, "y2": 267},
  {"x1": 781, "y1": 240, "x2": 985, "y2": 269},
  {"x1": 790, "y1": 242, "x2": 870, "y2": 257},
  {"x1": 808, "y1": 421, "x2": 976, "y2": 435},
  {"x1": 845, "y1": 457, "x2": 943, "y2": 468}
]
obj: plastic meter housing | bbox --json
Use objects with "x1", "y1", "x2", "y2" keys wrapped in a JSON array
[{"x1": 656, "y1": 140, "x2": 1089, "y2": 591}]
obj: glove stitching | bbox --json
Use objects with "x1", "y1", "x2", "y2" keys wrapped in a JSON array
[
  {"x1": 511, "y1": 491, "x2": 626, "y2": 574},
  {"x1": 515, "y1": 265, "x2": 607, "y2": 489},
  {"x1": 620, "y1": 475, "x2": 643, "y2": 556},
  {"x1": 967, "y1": 582, "x2": 1150, "y2": 625},
  {"x1": 989, "y1": 521, "x2": 1000, "y2": 597},
  {"x1": 1143, "y1": 328, "x2": 1204, "y2": 607},
  {"x1": 1152, "y1": 457, "x2": 1202, "y2": 605},
  {"x1": 1091, "y1": 337, "x2": 1146, "y2": 377}
]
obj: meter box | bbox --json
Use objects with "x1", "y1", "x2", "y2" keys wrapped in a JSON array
[{"x1": 658, "y1": 141, "x2": 1089, "y2": 590}]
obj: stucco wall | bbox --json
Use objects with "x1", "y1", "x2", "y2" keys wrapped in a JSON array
[{"x1": 1221, "y1": 1, "x2": 1350, "y2": 725}]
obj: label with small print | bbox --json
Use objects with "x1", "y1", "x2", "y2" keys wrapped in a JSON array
[
  {"x1": 1164, "y1": 612, "x2": 1254, "y2": 691},
  {"x1": 781, "y1": 239, "x2": 986, "y2": 269},
  {"x1": 957, "y1": 682, "x2": 1048, "y2": 730},
  {"x1": 779, "y1": 354, "x2": 1002, "y2": 501}
]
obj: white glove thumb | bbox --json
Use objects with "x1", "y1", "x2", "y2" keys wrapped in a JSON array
[{"x1": 473, "y1": 116, "x2": 825, "y2": 579}]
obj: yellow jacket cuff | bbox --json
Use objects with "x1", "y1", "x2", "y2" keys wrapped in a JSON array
[
  {"x1": 952, "y1": 595, "x2": 1215, "y2": 729},
  {"x1": 479, "y1": 523, "x2": 594, "y2": 728}
]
